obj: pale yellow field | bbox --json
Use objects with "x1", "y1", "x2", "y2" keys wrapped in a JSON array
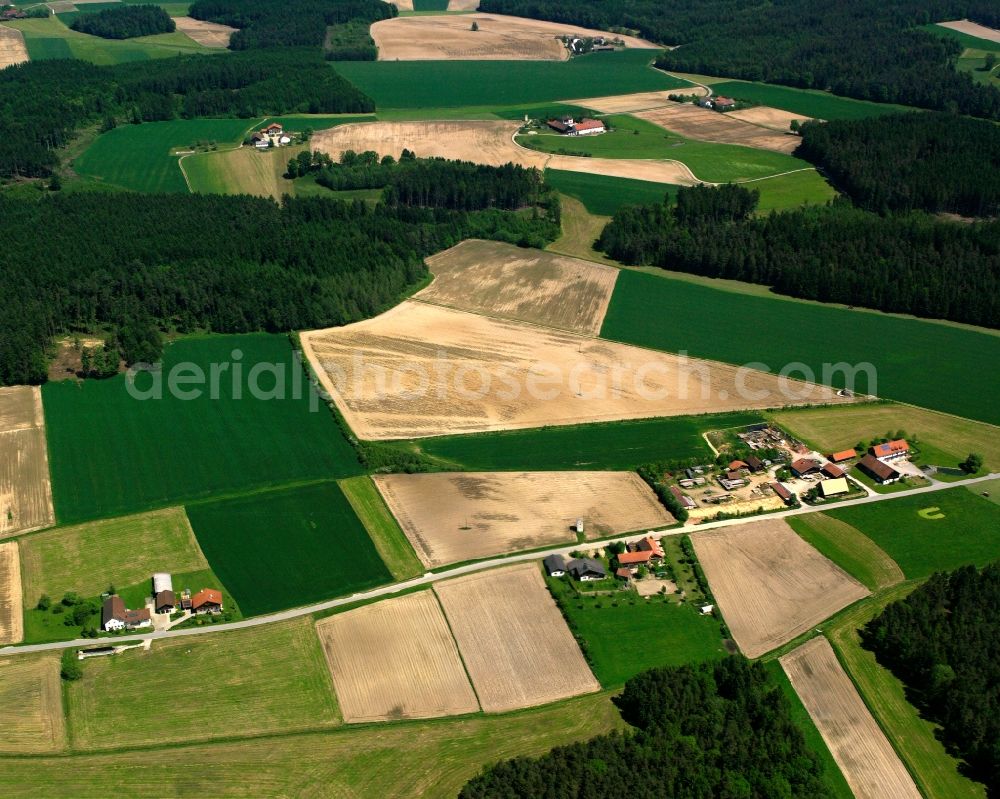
[
  {"x1": 781, "y1": 637, "x2": 922, "y2": 799},
  {"x1": 375, "y1": 471, "x2": 673, "y2": 568},
  {"x1": 420, "y1": 239, "x2": 618, "y2": 334},
  {"x1": 172, "y1": 16, "x2": 235, "y2": 47},
  {"x1": 317, "y1": 591, "x2": 479, "y2": 722},
  {"x1": 0, "y1": 25, "x2": 28, "y2": 69},
  {"x1": 371, "y1": 14, "x2": 654, "y2": 61},
  {"x1": 570, "y1": 89, "x2": 706, "y2": 112},
  {"x1": 936, "y1": 19, "x2": 1000, "y2": 43},
  {"x1": 0, "y1": 386, "x2": 54, "y2": 539},
  {"x1": 313, "y1": 120, "x2": 700, "y2": 185},
  {"x1": 691, "y1": 519, "x2": 869, "y2": 658},
  {"x1": 434, "y1": 563, "x2": 599, "y2": 712},
  {"x1": 301, "y1": 300, "x2": 849, "y2": 440},
  {"x1": 0, "y1": 653, "x2": 65, "y2": 753},
  {"x1": 0, "y1": 542, "x2": 22, "y2": 645},
  {"x1": 186, "y1": 144, "x2": 304, "y2": 199},
  {"x1": 634, "y1": 104, "x2": 802, "y2": 153},
  {"x1": 727, "y1": 105, "x2": 814, "y2": 130},
  {"x1": 448, "y1": 0, "x2": 480, "y2": 9}
]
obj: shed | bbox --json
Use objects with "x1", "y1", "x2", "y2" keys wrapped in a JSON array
[
  {"x1": 791, "y1": 457, "x2": 821, "y2": 477},
  {"x1": 744, "y1": 455, "x2": 765, "y2": 473},
  {"x1": 770, "y1": 482, "x2": 793, "y2": 504},
  {"x1": 858, "y1": 453, "x2": 902, "y2": 484},
  {"x1": 819, "y1": 477, "x2": 850, "y2": 497},
  {"x1": 828, "y1": 449, "x2": 857, "y2": 463},
  {"x1": 152, "y1": 572, "x2": 173, "y2": 595},
  {"x1": 821, "y1": 462, "x2": 845, "y2": 479}
]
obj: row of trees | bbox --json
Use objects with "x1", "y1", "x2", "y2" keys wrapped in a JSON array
[
  {"x1": 478, "y1": 0, "x2": 1000, "y2": 119},
  {"x1": 861, "y1": 563, "x2": 1000, "y2": 792},
  {"x1": 597, "y1": 186, "x2": 1000, "y2": 329},
  {"x1": 460, "y1": 657, "x2": 828, "y2": 798},
  {"x1": 796, "y1": 112, "x2": 1000, "y2": 216},
  {"x1": 70, "y1": 4, "x2": 175, "y2": 39}
]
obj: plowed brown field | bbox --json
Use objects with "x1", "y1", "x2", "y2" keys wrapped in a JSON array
[
  {"x1": 634, "y1": 104, "x2": 801, "y2": 153},
  {"x1": 0, "y1": 25, "x2": 28, "y2": 69}
]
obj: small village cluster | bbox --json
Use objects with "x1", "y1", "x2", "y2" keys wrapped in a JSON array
[
  {"x1": 101, "y1": 572, "x2": 223, "y2": 632},
  {"x1": 543, "y1": 534, "x2": 664, "y2": 582}
]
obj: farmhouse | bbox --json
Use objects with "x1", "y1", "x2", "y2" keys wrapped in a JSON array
[
  {"x1": 670, "y1": 484, "x2": 696, "y2": 510},
  {"x1": 791, "y1": 457, "x2": 822, "y2": 477},
  {"x1": 567, "y1": 558, "x2": 606, "y2": 581},
  {"x1": 546, "y1": 117, "x2": 606, "y2": 136},
  {"x1": 870, "y1": 439, "x2": 909, "y2": 462},
  {"x1": 714, "y1": 96, "x2": 736, "y2": 110},
  {"x1": 250, "y1": 123, "x2": 292, "y2": 149},
  {"x1": 728, "y1": 459, "x2": 748, "y2": 471},
  {"x1": 770, "y1": 481, "x2": 795, "y2": 505},
  {"x1": 543, "y1": 553, "x2": 567, "y2": 577},
  {"x1": 191, "y1": 588, "x2": 223, "y2": 614},
  {"x1": 101, "y1": 596, "x2": 152, "y2": 632},
  {"x1": 828, "y1": 448, "x2": 857, "y2": 463},
  {"x1": 857, "y1": 454, "x2": 902, "y2": 484},
  {"x1": 819, "y1": 477, "x2": 850, "y2": 498},
  {"x1": 632, "y1": 536, "x2": 664, "y2": 559}
]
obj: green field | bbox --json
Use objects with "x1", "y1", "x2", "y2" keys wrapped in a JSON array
[
  {"x1": 601, "y1": 269, "x2": 1000, "y2": 425},
  {"x1": 339, "y1": 476, "x2": 423, "y2": 581},
  {"x1": 826, "y1": 488, "x2": 1000, "y2": 579},
  {"x1": 751, "y1": 168, "x2": 837, "y2": 211},
  {"x1": 708, "y1": 81, "x2": 912, "y2": 120},
  {"x1": 411, "y1": 0, "x2": 449, "y2": 9},
  {"x1": 545, "y1": 169, "x2": 677, "y2": 215},
  {"x1": 922, "y1": 23, "x2": 1000, "y2": 53},
  {"x1": 787, "y1": 513, "x2": 904, "y2": 591},
  {"x1": 333, "y1": 50, "x2": 683, "y2": 108},
  {"x1": 43, "y1": 334, "x2": 361, "y2": 524},
  {"x1": 185, "y1": 481, "x2": 391, "y2": 616},
  {"x1": 66, "y1": 619, "x2": 340, "y2": 749},
  {"x1": 404, "y1": 411, "x2": 764, "y2": 470}
]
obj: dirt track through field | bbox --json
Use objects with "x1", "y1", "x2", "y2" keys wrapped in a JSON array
[
  {"x1": 692, "y1": 519, "x2": 869, "y2": 658},
  {"x1": 0, "y1": 543, "x2": 23, "y2": 645},
  {"x1": 300, "y1": 300, "x2": 848, "y2": 440},
  {"x1": 313, "y1": 120, "x2": 701, "y2": 185},
  {"x1": 937, "y1": 19, "x2": 1000, "y2": 43},
  {"x1": 0, "y1": 386, "x2": 54, "y2": 539},
  {"x1": 0, "y1": 25, "x2": 28, "y2": 69},
  {"x1": 781, "y1": 637, "x2": 922, "y2": 799},
  {"x1": 372, "y1": 14, "x2": 654, "y2": 61},
  {"x1": 434, "y1": 563, "x2": 599, "y2": 712},
  {"x1": 0, "y1": 653, "x2": 65, "y2": 753},
  {"x1": 172, "y1": 16, "x2": 236, "y2": 48},
  {"x1": 420, "y1": 239, "x2": 618, "y2": 334},
  {"x1": 635, "y1": 104, "x2": 802, "y2": 153},
  {"x1": 316, "y1": 591, "x2": 479, "y2": 722},
  {"x1": 375, "y1": 471, "x2": 673, "y2": 568}
]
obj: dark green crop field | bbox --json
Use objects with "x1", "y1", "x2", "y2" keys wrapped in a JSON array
[
  {"x1": 601, "y1": 269, "x2": 1000, "y2": 425},
  {"x1": 708, "y1": 81, "x2": 911, "y2": 120},
  {"x1": 43, "y1": 334, "x2": 361, "y2": 524},
  {"x1": 545, "y1": 169, "x2": 678, "y2": 216},
  {"x1": 186, "y1": 481, "x2": 392, "y2": 616}
]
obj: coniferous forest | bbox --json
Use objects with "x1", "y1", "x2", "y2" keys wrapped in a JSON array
[
  {"x1": 861, "y1": 563, "x2": 1000, "y2": 793},
  {"x1": 70, "y1": 4, "x2": 175, "y2": 39}
]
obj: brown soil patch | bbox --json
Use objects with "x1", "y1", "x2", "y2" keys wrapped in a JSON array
[
  {"x1": 173, "y1": 16, "x2": 237, "y2": 48},
  {"x1": 374, "y1": 471, "x2": 673, "y2": 568},
  {"x1": 0, "y1": 386, "x2": 54, "y2": 539},
  {"x1": 312, "y1": 119, "x2": 699, "y2": 185},
  {"x1": 434, "y1": 563, "x2": 599, "y2": 712},
  {"x1": 46, "y1": 336, "x2": 104, "y2": 382},
  {"x1": 635, "y1": 104, "x2": 802, "y2": 154},
  {"x1": 300, "y1": 300, "x2": 849, "y2": 440},
  {"x1": 0, "y1": 542, "x2": 23, "y2": 645},
  {"x1": 316, "y1": 591, "x2": 479, "y2": 722},
  {"x1": 0, "y1": 24, "x2": 28, "y2": 69},
  {"x1": 570, "y1": 89, "x2": 705, "y2": 112},
  {"x1": 0, "y1": 653, "x2": 65, "y2": 753},
  {"x1": 635, "y1": 577, "x2": 676, "y2": 597},
  {"x1": 691, "y1": 519, "x2": 869, "y2": 658},
  {"x1": 727, "y1": 105, "x2": 814, "y2": 130},
  {"x1": 419, "y1": 239, "x2": 618, "y2": 334},
  {"x1": 937, "y1": 19, "x2": 1000, "y2": 44},
  {"x1": 781, "y1": 637, "x2": 921, "y2": 799},
  {"x1": 448, "y1": 0, "x2": 480, "y2": 9},
  {"x1": 372, "y1": 14, "x2": 653, "y2": 61}
]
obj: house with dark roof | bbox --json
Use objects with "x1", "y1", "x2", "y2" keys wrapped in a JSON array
[
  {"x1": 567, "y1": 558, "x2": 607, "y2": 581},
  {"x1": 791, "y1": 457, "x2": 822, "y2": 477},
  {"x1": 543, "y1": 553, "x2": 567, "y2": 577},
  {"x1": 670, "y1": 485, "x2": 696, "y2": 510},
  {"x1": 744, "y1": 455, "x2": 765, "y2": 473},
  {"x1": 102, "y1": 595, "x2": 152, "y2": 632},
  {"x1": 155, "y1": 590, "x2": 176, "y2": 614},
  {"x1": 857, "y1": 454, "x2": 902, "y2": 484},
  {"x1": 822, "y1": 462, "x2": 846, "y2": 479}
]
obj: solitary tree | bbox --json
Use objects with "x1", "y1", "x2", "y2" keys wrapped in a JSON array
[
  {"x1": 60, "y1": 650, "x2": 82, "y2": 681},
  {"x1": 961, "y1": 452, "x2": 984, "y2": 474},
  {"x1": 471, "y1": 20, "x2": 478, "y2": 31}
]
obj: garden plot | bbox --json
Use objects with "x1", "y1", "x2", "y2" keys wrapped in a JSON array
[
  {"x1": 634, "y1": 104, "x2": 802, "y2": 153},
  {"x1": 0, "y1": 386, "x2": 54, "y2": 538}
]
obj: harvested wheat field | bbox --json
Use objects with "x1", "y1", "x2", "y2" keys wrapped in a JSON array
[
  {"x1": 781, "y1": 637, "x2": 921, "y2": 799},
  {"x1": 635, "y1": 104, "x2": 802, "y2": 153},
  {"x1": 371, "y1": 14, "x2": 653, "y2": 61},
  {"x1": 435, "y1": 563, "x2": 599, "y2": 712},
  {"x1": 727, "y1": 105, "x2": 814, "y2": 130},
  {"x1": 0, "y1": 542, "x2": 22, "y2": 645},
  {"x1": 172, "y1": 16, "x2": 236, "y2": 48},
  {"x1": 313, "y1": 120, "x2": 699, "y2": 185},
  {"x1": 0, "y1": 24, "x2": 28, "y2": 69},
  {"x1": 375, "y1": 471, "x2": 672, "y2": 568},
  {"x1": 0, "y1": 386, "x2": 54, "y2": 539},
  {"x1": 691, "y1": 519, "x2": 869, "y2": 658},
  {"x1": 937, "y1": 19, "x2": 1000, "y2": 43},
  {"x1": 316, "y1": 591, "x2": 479, "y2": 722},
  {"x1": 0, "y1": 653, "x2": 65, "y2": 753},
  {"x1": 420, "y1": 239, "x2": 618, "y2": 334},
  {"x1": 570, "y1": 89, "x2": 703, "y2": 113},
  {"x1": 301, "y1": 300, "x2": 848, "y2": 440},
  {"x1": 448, "y1": 0, "x2": 481, "y2": 9}
]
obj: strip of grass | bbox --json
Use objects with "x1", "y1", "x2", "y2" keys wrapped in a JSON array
[
  {"x1": 339, "y1": 476, "x2": 423, "y2": 581},
  {"x1": 43, "y1": 334, "x2": 361, "y2": 524},
  {"x1": 333, "y1": 50, "x2": 683, "y2": 109},
  {"x1": 708, "y1": 80, "x2": 912, "y2": 120},
  {"x1": 787, "y1": 513, "x2": 903, "y2": 591},
  {"x1": 601, "y1": 269, "x2": 1000, "y2": 425},
  {"x1": 751, "y1": 168, "x2": 836, "y2": 211},
  {"x1": 826, "y1": 488, "x2": 1000, "y2": 579},
  {"x1": 186, "y1": 481, "x2": 391, "y2": 616},
  {"x1": 405, "y1": 411, "x2": 764, "y2": 470}
]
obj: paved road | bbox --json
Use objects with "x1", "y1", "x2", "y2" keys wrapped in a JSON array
[{"x1": 4, "y1": 471, "x2": 996, "y2": 657}]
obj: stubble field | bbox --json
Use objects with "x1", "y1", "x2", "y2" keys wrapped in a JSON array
[
  {"x1": 374, "y1": 471, "x2": 673, "y2": 567},
  {"x1": 727, "y1": 105, "x2": 814, "y2": 130},
  {"x1": 171, "y1": 16, "x2": 235, "y2": 48},
  {"x1": 691, "y1": 519, "x2": 869, "y2": 658},
  {"x1": 0, "y1": 543, "x2": 23, "y2": 645},
  {"x1": 0, "y1": 386, "x2": 54, "y2": 538},
  {"x1": 316, "y1": 591, "x2": 479, "y2": 722},
  {"x1": 434, "y1": 563, "x2": 599, "y2": 712},
  {"x1": 0, "y1": 653, "x2": 65, "y2": 753},
  {"x1": 935, "y1": 19, "x2": 1000, "y2": 44},
  {"x1": 0, "y1": 24, "x2": 28, "y2": 69},
  {"x1": 634, "y1": 103, "x2": 803, "y2": 153},
  {"x1": 781, "y1": 636, "x2": 922, "y2": 799}
]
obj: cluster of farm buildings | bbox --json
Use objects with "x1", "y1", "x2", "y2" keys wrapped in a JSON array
[
  {"x1": 101, "y1": 572, "x2": 223, "y2": 632},
  {"x1": 249, "y1": 122, "x2": 292, "y2": 150},
  {"x1": 545, "y1": 116, "x2": 606, "y2": 136}
]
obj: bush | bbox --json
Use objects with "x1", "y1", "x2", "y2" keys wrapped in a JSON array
[{"x1": 60, "y1": 650, "x2": 82, "y2": 681}]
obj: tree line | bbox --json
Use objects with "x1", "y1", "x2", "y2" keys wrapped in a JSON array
[
  {"x1": 598, "y1": 186, "x2": 1000, "y2": 329},
  {"x1": 70, "y1": 4, "x2": 175, "y2": 39},
  {"x1": 460, "y1": 657, "x2": 828, "y2": 798},
  {"x1": 477, "y1": 0, "x2": 1000, "y2": 119},
  {"x1": 861, "y1": 562, "x2": 1000, "y2": 793},
  {"x1": 796, "y1": 112, "x2": 1000, "y2": 216},
  {"x1": 0, "y1": 192, "x2": 559, "y2": 386}
]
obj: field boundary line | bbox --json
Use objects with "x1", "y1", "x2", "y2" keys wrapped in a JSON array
[{"x1": 430, "y1": 587, "x2": 483, "y2": 713}]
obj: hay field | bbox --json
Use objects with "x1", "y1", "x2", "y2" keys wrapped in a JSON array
[
  {"x1": 634, "y1": 104, "x2": 802, "y2": 153},
  {"x1": 0, "y1": 542, "x2": 22, "y2": 645},
  {"x1": 375, "y1": 471, "x2": 672, "y2": 567},
  {"x1": 781, "y1": 637, "x2": 922, "y2": 799},
  {"x1": 172, "y1": 16, "x2": 235, "y2": 48},
  {"x1": 313, "y1": 120, "x2": 699, "y2": 185},
  {"x1": 448, "y1": 0, "x2": 481, "y2": 9},
  {"x1": 0, "y1": 653, "x2": 65, "y2": 753},
  {"x1": 371, "y1": 14, "x2": 653, "y2": 61},
  {"x1": 0, "y1": 386, "x2": 54, "y2": 539},
  {"x1": 691, "y1": 519, "x2": 869, "y2": 658},
  {"x1": 936, "y1": 19, "x2": 1000, "y2": 44},
  {"x1": 571, "y1": 89, "x2": 705, "y2": 111},
  {"x1": 0, "y1": 24, "x2": 28, "y2": 68},
  {"x1": 420, "y1": 239, "x2": 618, "y2": 334},
  {"x1": 728, "y1": 105, "x2": 814, "y2": 130},
  {"x1": 302, "y1": 300, "x2": 847, "y2": 440},
  {"x1": 183, "y1": 144, "x2": 303, "y2": 198},
  {"x1": 317, "y1": 591, "x2": 479, "y2": 722},
  {"x1": 435, "y1": 563, "x2": 599, "y2": 711}
]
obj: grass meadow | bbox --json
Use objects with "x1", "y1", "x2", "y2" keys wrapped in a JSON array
[
  {"x1": 185, "y1": 481, "x2": 391, "y2": 616},
  {"x1": 708, "y1": 81, "x2": 912, "y2": 120},
  {"x1": 601, "y1": 269, "x2": 1000, "y2": 425},
  {"x1": 787, "y1": 513, "x2": 903, "y2": 592},
  {"x1": 339, "y1": 476, "x2": 423, "y2": 581},
  {"x1": 43, "y1": 334, "x2": 361, "y2": 524}
]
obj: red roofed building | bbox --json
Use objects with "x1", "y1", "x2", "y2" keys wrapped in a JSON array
[
  {"x1": 870, "y1": 439, "x2": 909, "y2": 462},
  {"x1": 191, "y1": 589, "x2": 223, "y2": 615},
  {"x1": 633, "y1": 536, "x2": 665, "y2": 559},
  {"x1": 828, "y1": 449, "x2": 857, "y2": 463},
  {"x1": 546, "y1": 117, "x2": 605, "y2": 136},
  {"x1": 822, "y1": 462, "x2": 846, "y2": 479},
  {"x1": 728, "y1": 460, "x2": 748, "y2": 471},
  {"x1": 770, "y1": 482, "x2": 794, "y2": 504},
  {"x1": 791, "y1": 457, "x2": 821, "y2": 477}
]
